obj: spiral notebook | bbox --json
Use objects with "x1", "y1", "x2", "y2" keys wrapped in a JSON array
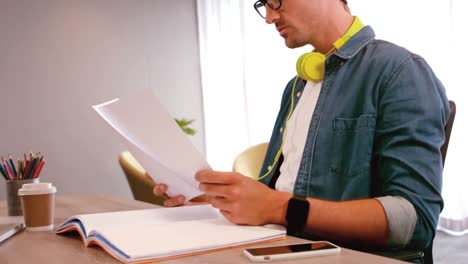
[{"x1": 56, "y1": 205, "x2": 286, "y2": 263}]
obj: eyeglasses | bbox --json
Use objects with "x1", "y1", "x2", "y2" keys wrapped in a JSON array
[{"x1": 253, "y1": 0, "x2": 282, "y2": 19}]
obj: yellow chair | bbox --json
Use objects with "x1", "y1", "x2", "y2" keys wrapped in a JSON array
[
  {"x1": 118, "y1": 151, "x2": 164, "y2": 205},
  {"x1": 232, "y1": 142, "x2": 269, "y2": 179}
]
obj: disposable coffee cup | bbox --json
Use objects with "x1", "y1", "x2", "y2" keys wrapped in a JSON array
[{"x1": 18, "y1": 183, "x2": 57, "y2": 231}]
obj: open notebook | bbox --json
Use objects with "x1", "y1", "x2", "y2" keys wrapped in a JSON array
[{"x1": 56, "y1": 205, "x2": 286, "y2": 263}]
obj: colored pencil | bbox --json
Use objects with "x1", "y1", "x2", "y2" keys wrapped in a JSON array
[
  {"x1": 1, "y1": 151, "x2": 46, "y2": 181},
  {"x1": 32, "y1": 160, "x2": 45, "y2": 179},
  {"x1": 0, "y1": 162, "x2": 8, "y2": 180},
  {"x1": 3, "y1": 160, "x2": 14, "y2": 180},
  {"x1": 8, "y1": 155, "x2": 17, "y2": 179},
  {"x1": 18, "y1": 158, "x2": 24, "y2": 180}
]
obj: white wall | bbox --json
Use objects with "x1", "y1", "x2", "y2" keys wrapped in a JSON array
[{"x1": 0, "y1": 0, "x2": 204, "y2": 199}]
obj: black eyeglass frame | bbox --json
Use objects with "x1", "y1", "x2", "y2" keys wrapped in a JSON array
[
  {"x1": 253, "y1": 0, "x2": 348, "y2": 19},
  {"x1": 253, "y1": 0, "x2": 282, "y2": 19}
]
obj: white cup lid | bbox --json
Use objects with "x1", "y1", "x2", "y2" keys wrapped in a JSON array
[{"x1": 18, "y1": 182, "x2": 57, "y2": 196}]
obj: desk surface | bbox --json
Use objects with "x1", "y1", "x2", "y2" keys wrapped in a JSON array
[{"x1": 0, "y1": 194, "x2": 405, "y2": 264}]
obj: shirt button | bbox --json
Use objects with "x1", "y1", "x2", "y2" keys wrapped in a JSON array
[
  {"x1": 268, "y1": 165, "x2": 272, "y2": 171},
  {"x1": 280, "y1": 127, "x2": 283, "y2": 133},
  {"x1": 296, "y1": 92, "x2": 301, "y2": 97}
]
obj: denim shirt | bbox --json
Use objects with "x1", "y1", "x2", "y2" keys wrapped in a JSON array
[{"x1": 259, "y1": 26, "x2": 450, "y2": 249}]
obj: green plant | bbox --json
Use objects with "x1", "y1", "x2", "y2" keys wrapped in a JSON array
[{"x1": 175, "y1": 118, "x2": 196, "y2": 136}]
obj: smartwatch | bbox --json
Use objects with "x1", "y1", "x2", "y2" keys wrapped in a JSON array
[{"x1": 286, "y1": 196, "x2": 310, "y2": 235}]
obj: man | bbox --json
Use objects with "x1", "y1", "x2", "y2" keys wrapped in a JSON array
[{"x1": 153, "y1": 0, "x2": 450, "y2": 258}]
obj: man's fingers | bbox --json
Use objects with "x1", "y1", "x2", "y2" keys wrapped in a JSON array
[
  {"x1": 219, "y1": 209, "x2": 236, "y2": 223},
  {"x1": 199, "y1": 183, "x2": 240, "y2": 199},
  {"x1": 163, "y1": 195, "x2": 186, "y2": 207},
  {"x1": 153, "y1": 184, "x2": 169, "y2": 198},
  {"x1": 185, "y1": 200, "x2": 209, "y2": 206},
  {"x1": 207, "y1": 195, "x2": 230, "y2": 211},
  {"x1": 152, "y1": 184, "x2": 191, "y2": 207},
  {"x1": 195, "y1": 170, "x2": 239, "y2": 184}
]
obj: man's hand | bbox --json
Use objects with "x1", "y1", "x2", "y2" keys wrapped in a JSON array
[
  {"x1": 195, "y1": 170, "x2": 291, "y2": 226},
  {"x1": 150, "y1": 174, "x2": 208, "y2": 207},
  {"x1": 152, "y1": 183, "x2": 187, "y2": 207}
]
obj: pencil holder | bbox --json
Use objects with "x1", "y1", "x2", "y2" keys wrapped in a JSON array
[{"x1": 6, "y1": 178, "x2": 39, "y2": 216}]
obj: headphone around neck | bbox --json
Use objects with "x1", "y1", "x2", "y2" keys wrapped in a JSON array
[
  {"x1": 256, "y1": 17, "x2": 365, "y2": 181},
  {"x1": 296, "y1": 17, "x2": 364, "y2": 82}
]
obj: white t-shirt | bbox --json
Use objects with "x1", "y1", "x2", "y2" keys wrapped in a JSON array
[{"x1": 276, "y1": 80, "x2": 322, "y2": 193}]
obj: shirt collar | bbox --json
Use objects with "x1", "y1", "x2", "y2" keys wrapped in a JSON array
[{"x1": 333, "y1": 26, "x2": 375, "y2": 60}]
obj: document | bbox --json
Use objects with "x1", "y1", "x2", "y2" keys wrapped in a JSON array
[
  {"x1": 93, "y1": 90, "x2": 209, "y2": 200},
  {"x1": 56, "y1": 205, "x2": 286, "y2": 263}
]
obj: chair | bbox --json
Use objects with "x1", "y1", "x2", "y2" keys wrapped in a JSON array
[
  {"x1": 232, "y1": 142, "x2": 269, "y2": 179},
  {"x1": 441, "y1": 100, "x2": 456, "y2": 166},
  {"x1": 230, "y1": 101, "x2": 456, "y2": 264},
  {"x1": 118, "y1": 151, "x2": 164, "y2": 205},
  {"x1": 423, "y1": 100, "x2": 456, "y2": 263}
]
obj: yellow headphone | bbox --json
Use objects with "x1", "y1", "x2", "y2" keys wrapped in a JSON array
[
  {"x1": 257, "y1": 17, "x2": 365, "y2": 181},
  {"x1": 296, "y1": 17, "x2": 365, "y2": 82}
]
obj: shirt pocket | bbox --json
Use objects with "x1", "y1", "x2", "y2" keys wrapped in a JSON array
[{"x1": 330, "y1": 114, "x2": 376, "y2": 178}]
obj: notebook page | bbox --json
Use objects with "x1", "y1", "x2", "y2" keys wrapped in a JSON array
[
  {"x1": 92, "y1": 217, "x2": 286, "y2": 260},
  {"x1": 74, "y1": 205, "x2": 220, "y2": 237}
]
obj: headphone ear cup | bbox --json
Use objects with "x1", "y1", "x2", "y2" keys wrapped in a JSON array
[
  {"x1": 296, "y1": 53, "x2": 310, "y2": 80},
  {"x1": 296, "y1": 52, "x2": 326, "y2": 82}
]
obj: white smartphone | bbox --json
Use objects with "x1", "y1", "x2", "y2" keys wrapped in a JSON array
[{"x1": 243, "y1": 241, "x2": 340, "y2": 262}]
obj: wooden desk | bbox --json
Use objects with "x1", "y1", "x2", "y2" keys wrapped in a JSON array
[{"x1": 0, "y1": 194, "x2": 405, "y2": 263}]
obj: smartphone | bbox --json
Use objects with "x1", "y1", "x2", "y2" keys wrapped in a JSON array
[{"x1": 243, "y1": 241, "x2": 340, "y2": 262}]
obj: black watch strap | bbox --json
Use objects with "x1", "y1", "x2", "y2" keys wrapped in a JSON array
[{"x1": 286, "y1": 196, "x2": 310, "y2": 235}]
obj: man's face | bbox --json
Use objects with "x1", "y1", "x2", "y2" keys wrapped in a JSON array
[{"x1": 265, "y1": 0, "x2": 331, "y2": 48}]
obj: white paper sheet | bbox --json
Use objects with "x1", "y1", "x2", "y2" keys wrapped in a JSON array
[{"x1": 92, "y1": 90, "x2": 209, "y2": 200}]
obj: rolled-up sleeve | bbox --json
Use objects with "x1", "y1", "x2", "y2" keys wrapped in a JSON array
[{"x1": 376, "y1": 196, "x2": 417, "y2": 248}]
